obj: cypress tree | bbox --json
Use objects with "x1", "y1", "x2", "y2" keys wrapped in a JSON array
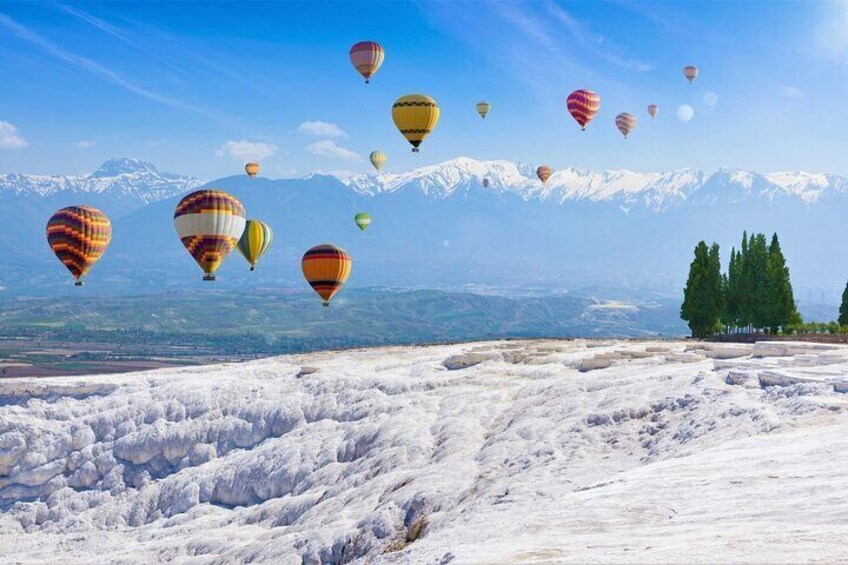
[
  {"x1": 724, "y1": 247, "x2": 743, "y2": 332},
  {"x1": 681, "y1": 241, "x2": 724, "y2": 338},
  {"x1": 738, "y1": 232, "x2": 751, "y2": 330},
  {"x1": 839, "y1": 280, "x2": 848, "y2": 326},
  {"x1": 747, "y1": 234, "x2": 770, "y2": 331},
  {"x1": 765, "y1": 233, "x2": 797, "y2": 333}
]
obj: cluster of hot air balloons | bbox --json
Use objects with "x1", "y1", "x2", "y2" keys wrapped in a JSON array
[
  {"x1": 45, "y1": 37, "x2": 701, "y2": 306},
  {"x1": 46, "y1": 190, "x2": 354, "y2": 306}
]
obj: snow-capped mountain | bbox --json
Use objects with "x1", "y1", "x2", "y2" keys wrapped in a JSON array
[
  {"x1": 0, "y1": 158, "x2": 203, "y2": 204},
  {"x1": 337, "y1": 157, "x2": 848, "y2": 210},
  {"x1": 2, "y1": 339, "x2": 847, "y2": 562}
]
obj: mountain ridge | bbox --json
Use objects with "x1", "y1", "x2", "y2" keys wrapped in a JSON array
[{"x1": 0, "y1": 157, "x2": 203, "y2": 204}]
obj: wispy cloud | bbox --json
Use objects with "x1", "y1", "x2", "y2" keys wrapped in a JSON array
[
  {"x1": 58, "y1": 4, "x2": 135, "y2": 45},
  {"x1": 75, "y1": 140, "x2": 96, "y2": 149},
  {"x1": 0, "y1": 12, "x2": 223, "y2": 121},
  {"x1": 0, "y1": 121, "x2": 28, "y2": 149},
  {"x1": 216, "y1": 140, "x2": 277, "y2": 162},
  {"x1": 297, "y1": 121, "x2": 348, "y2": 138},
  {"x1": 783, "y1": 86, "x2": 804, "y2": 100},
  {"x1": 545, "y1": 2, "x2": 653, "y2": 72},
  {"x1": 306, "y1": 140, "x2": 361, "y2": 161}
]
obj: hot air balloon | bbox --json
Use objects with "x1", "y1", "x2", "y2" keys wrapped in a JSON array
[
  {"x1": 173, "y1": 190, "x2": 246, "y2": 281},
  {"x1": 647, "y1": 104, "x2": 659, "y2": 119},
  {"x1": 536, "y1": 165, "x2": 552, "y2": 184},
  {"x1": 302, "y1": 244, "x2": 351, "y2": 306},
  {"x1": 567, "y1": 89, "x2": 601, "y2": 131},
  {"x1": 615, "y1": 113, "x2": 637, "y2": 139},
  {"x1": 245, "y1": 162, "x2": 260, "y2": 178},
  {"x1": 392, "y1": 94, "x2": 440, "y2": 152},
  {"x1": 683, "y1": 66, "x2": 698, "y2": 84},
  {"x1": 354, "y1": 213, "x2": 372, "y2": 232},
  {"x1": 482, "y1": 178, "x2": 490, "y2": 188},
  {"x1": 349, "y1": 41, "x2": 384, "y2": 84},
  {"x1": 237, "y1": 219, "x2": 273, "y2": 271},
  {"x1": 476, "y1": 101, "x2": 491, "y2": 119},
  {"x1": 46, "y1": 205, "x2": 111, "y2": 286},
  {"x1": 369, "y1": 151, "x2": 386, "y2": 172}
]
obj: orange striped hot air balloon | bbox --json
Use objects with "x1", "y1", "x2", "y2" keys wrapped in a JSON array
[
  {"x1": 567, "y1": 89, "x2": 601, "y2": 131},
  {"x1": 349, "y1": 41, "x2": 384, "y2": 84},
  {"x1": 647, "y1": 104, "x2": 659, "y2": 119},
  {"x1": 173, "y1": 190, "x2": 246, "y2": 281},
  {"x1": 615, "y1": 113, "x2": 637, "y2": 139},
  {"x1": 683, "y1": 66, "x2": 698, "y2": 84},
  {"x1": 302, "y1": 244, "x2": 352, "y2": 306},
  {"x1": 46, "y1": 205, "x2": 111, "y2": 286},
  {"x1": 536, "y1": 165, "x2": 552, "y2": 184}
]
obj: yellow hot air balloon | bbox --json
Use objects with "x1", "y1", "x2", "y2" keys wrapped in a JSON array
[
  {"x1": 237, "y1": 219, "x2": 273, "y2": 271},
  {"x1": 173, "y1": 190, "x2": 246, "y2": 281},
  {"x1": 370, "y1": 151, "x2": 386, "y2": 172},
  {"x1": 683, "y1": 66, "x2": 698, "y2": 84},
  {"x1": 302, "y1": 244, "x2": 352, "y2": 306},
  {"x1": 245, "y1": 162, "x2": 260, "y2": 178},
  {"x1": 476, "y1": 101, "x2": 491, "y2": 119},
  {"x1": 46, "y1": 205, "x2": 111, "y2": 286},
  {"x1": 392, "y1": 94, "x2": 440, "y2": 152}
]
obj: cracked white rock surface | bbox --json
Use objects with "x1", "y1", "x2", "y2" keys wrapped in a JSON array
[{"x1": 1, "y1": 339, "x2": 847, "y2": 564}]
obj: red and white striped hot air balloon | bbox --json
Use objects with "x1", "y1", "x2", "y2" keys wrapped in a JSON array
[
  {"x1": 567, "y1": 89, "x2": 601, "y2": 131},
  {"x1": 615, "y1": 113, "x2": 637, "y2": 139},
  {"x1": 683, "y1": 66, "x2": 698, "y2": 84},
  {"x1": 349, "y1": 41, "x2": 384, "y2": 84},
  {"x1": 647, "y1": 104, "x2": 658, "y2": 119}
]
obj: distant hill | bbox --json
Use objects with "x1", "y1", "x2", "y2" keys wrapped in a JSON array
[{"x1": 2, "y1": 157, "x2": 846, "y2": 303}]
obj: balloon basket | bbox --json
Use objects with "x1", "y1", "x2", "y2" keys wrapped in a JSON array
[
  {"x1": 203, "y1": 274, "x2": 216, "y2": 282},
  {"x1": 74, "y1": 280, "x2": 83, "y2": 287}
]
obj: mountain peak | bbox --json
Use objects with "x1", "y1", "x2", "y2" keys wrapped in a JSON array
[{"x1": 92, "y1": 158, "x2": 160, "y2": 178}]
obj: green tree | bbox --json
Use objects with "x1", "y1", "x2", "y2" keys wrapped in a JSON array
[
  {"x1": 724, "y1": 247, "x2": 744, "y2": 332},
  {"x1": 765, "y1": 233, "x2": 798, "y2": 333},
  {"x1": 681, "y1": 241, "x2": 724, "y2": 338},
  {"x1": 839, "y1": 279, "x2": 848, "y2": 326},
  {"x1": 745, "y1": 233, "x2": 770, "y2": 331}
]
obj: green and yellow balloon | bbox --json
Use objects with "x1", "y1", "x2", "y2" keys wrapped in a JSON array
[
  {"x1": 237, "y1": 219, "x2": 273, "y2": 271},
  {"x1": 354, "y1": 213, "x2": 372, "y2": 232}
]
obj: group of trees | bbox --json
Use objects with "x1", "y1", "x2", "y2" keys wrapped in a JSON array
[{"x1": 681, "y1": 232, "x2": 799, "y2": 338}]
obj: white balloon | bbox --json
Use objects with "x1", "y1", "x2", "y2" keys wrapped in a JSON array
[
  {"x1": 703, "y1": 92, "x2": 718, "y2": 107},
  {"x1": 677, "y1": 104, "x2": 695, "y2": 122}
]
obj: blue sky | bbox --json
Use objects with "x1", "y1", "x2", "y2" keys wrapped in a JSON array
[{"x1": 0, "y1": 0, "x2": 846, "y2": 178}]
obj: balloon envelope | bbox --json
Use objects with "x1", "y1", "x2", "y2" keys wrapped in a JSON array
[
  {"x1": 647, "y1": 104, "x2": 659, "y2": 118},
  {"x1": 302, "y1": 244, "x2": 352, "y2": 306},
  {"x1": 567, "y1": 89, "x2": 601, "y2": 130},
  {"x1": 173, "y1": 190, "x2": 246, "y2": 281},
  {"x1": 536, "y1": 165, "x2": 552, "y2": 184},
  {"x1": 354, "y1": 212, "x2": 372, "y2": 231},
  {"x1": 245, "y1": 162, "x2": 260, "y2": 178},
  {"x1": 683, "y1": 66, "x2": 698, "y2": 83},
  {"x1": 237, "y1": 219, "x2": 273, "y2": 271},
  {"x1": 349, "y1": 41, "x2": 384, "y2": 84},
  {"x1": 476, "y1": 101, "x2": 491, "y2": 119},
  {"x1": 46, "y1": 205, "x2": 111, "y2": 285},
  {"x1": 369, "y1": 151, "x2": 386, "y2": 172},
  {"x1": 615, "y1": 112, "x2": 637, "y2": 138},
  {"x1": 482, "y1": 178, "x2": 490, "y2": 188},
  {"x1": 392, "y1": 94, "x2": 440, "y2": 152}
]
